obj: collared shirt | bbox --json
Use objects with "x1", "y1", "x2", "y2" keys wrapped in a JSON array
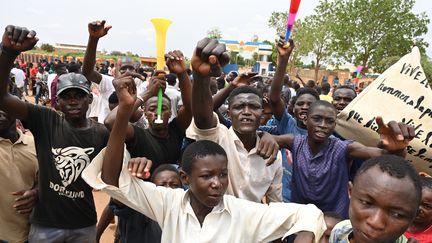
[
  {"x1": 186, "y1": 113, "x2": 283, "y2": 203},
  {"x1": 0, "y1": 130, "x2": 38, "y2": 242},
  {"x1": 330, "y1": 220, "x2": 408, "y2": 243},
  {"x1": 82, "y1": 148, "x2": 326, "y2": 243}
]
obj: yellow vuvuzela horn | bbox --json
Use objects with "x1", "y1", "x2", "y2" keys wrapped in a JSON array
[{"x1": 151, "y1": 18, "x2": 172, "y2": 124}]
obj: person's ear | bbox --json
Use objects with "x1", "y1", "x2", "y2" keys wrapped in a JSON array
[
  {"x1": 348, "y1": 181, "x2": 353, "y2": 199},
  {"x1": 179, "y1": 170, "x2": 189, "y2": 186},
  {"x1": 87, "y1": 93, "x2": 93, "y2": 104}
]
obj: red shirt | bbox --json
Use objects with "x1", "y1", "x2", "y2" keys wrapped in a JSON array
[
  {"x1": 30, "y1": 67, "x2": 38, "y2": 78},
  {"x1": 405, "y1": 225, "x2": 432, "y2": 243}
]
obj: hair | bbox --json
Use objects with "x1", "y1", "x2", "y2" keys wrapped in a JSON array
[
  {"x1": 144, "y1": 93, "x2": 171, "y2": 109},
  {"x1": 67, "y1": 62, "x2": 81, "y2": 73},
  {"x1": 296, "y1": 87, "x2": 320, "y2": 101},
  {"x1": 55, "y1": 63, "x2": 66, "y2": 72},
  {"x1": 308, "y1": 100, "x2": 337, "y2": 115},
  {"x1": 306, "y1": 80, "x2": 316, "y2": 88},
  {"x1": 420, "y1": 176, "x2": 432, "y2": 190},
  {"x1": 150, "y1": 164, "x2": 180, "y2": 183},
  {"x1": 322, "y1": 82, "x2": 331, "y2": 94},
  {"x1": 353, "y1": 155, "x2": 422, "y2": 204},
  {"x1": 108, "y1": 91, "x2": 118, "y2": 105},
  {"x1": 166, "y1": 73, "x2": 178, "y2": 86},
  {"x1": 227, "y1": 86, "x2": 263, "y2": 107},
  {"x1": 333, "y1": 85, "x2": 357, "y2": 99},
  {"x1": 181, "y1": 140, "x2": 227, "y2": 175},
  {"x1": 323, "y1": 212, "x2": 344, "y2": 222}
]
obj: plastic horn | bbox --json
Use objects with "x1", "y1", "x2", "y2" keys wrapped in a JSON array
[
  {"x1": 356, "y1": 65, "x2": 364, "y2": 78},
  {"x1": 284, "y1": 0, "x2": 302, "y2": 47},
  {"x1": 151, "y1": 18, "x2": 172, "y2": 124}
]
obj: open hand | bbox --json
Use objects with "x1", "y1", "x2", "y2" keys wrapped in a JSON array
[
  {"x1": 377, "y1": 116, "x2": 415, "y2": 153},
  {"x1": 128, "y1": 157, "x2": 152, "y2": 179},
  {"x1": 166, "y1": 50, "x2": 187, "y2": 74},
  {"x1": 88, "y1": 20, "x2": 112, "y2": 39},
  {"x1": 191, "y1": 37, "x2": 230, "y2": 77},
  {"x1": 2, "y1": 25, "x2": 38, "y2": 53},
  {"x1": 12, "y1": 189, "x2": 38, "y2": 214}
]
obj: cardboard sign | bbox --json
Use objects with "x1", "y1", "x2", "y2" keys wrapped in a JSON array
[{"x1": 336, "y1": 47, "x2": 432, "y2": 174}]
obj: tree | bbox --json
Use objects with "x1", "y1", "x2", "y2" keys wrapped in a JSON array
[
  {"x1": 251, "y1": 34, "x2": 259, "y2": 43},
  {"x1": 110, "y1": 50, "x2": 124, "y2": 56},
  {"x1": 207, "y1": 27, "x2": 222, "y2": 39},
  {"x1": 421, "y1": 55, "x2": 432, "y2": 87},
  {"x1": 40, "y1": 43, "x2": 55, "y2": 52},
  {"x1": 330, "y1": 0, "x2": 430, "y2": 72},
  {"x1": 268, "y1": 2, "x2": 334, "y2": 81},
  {"x1": 268, "y1": 11, "x2": 288, "y2": 36}
]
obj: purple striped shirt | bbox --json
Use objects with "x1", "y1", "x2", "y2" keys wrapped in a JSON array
[{"x1": 291, "y1": 135, "x2": 353, "y2": 218}]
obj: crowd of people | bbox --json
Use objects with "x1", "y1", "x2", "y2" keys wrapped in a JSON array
[{"x1": 0, "y1": 20, "x2": 431, "y2": 243}]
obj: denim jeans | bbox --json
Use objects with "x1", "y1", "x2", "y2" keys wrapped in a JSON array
[{"x1": 28, "y1": 224, "x2": 96, "y2": 243}]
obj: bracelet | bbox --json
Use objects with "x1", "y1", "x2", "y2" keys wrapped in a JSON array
[{"x1": 0, "y1": 44, "x2": 20, "y2": 58}]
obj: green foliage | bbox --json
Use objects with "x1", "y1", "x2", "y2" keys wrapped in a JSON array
[
  {"x1": 40, "y1": 43, "x2": 55, "y2": 52},
  {"x1": 421, "y1": 55, "x2": 432, "y2": 86},
  {"x1": 110, "y1": 50, "x2": 124, "y2": 56},
  {"x1": 330, "y1": 0, "x2": 430, "y2": 71},
  {"x1": 268, "y1": 11, "x2": 288, "y2": 36},
  {"x1": 207, "y1": 27, "x2": 222, "y2": 39}
]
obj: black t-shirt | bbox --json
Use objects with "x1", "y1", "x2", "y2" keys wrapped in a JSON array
[
  {"x1": 126, "y1": 119, "x2": 184, "y2": 173},
  {"x1": 24, "y1": 104, "x2": 109, "y2": 229}
]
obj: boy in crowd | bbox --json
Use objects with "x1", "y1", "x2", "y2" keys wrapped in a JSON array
[
  {"x1": 110, "y1": 164, "x2": 182, "y2": 243},
  {"x1": 0, "y1": 25, "x2": 109, "y2": 241},
  {"x1": 187, "y1": 37, "x2": 282, "y2": 203},
  {"x1": 82, "y1": 20, "x2": 144, "y2": 124},
  {"x1": 332, "y1": 85, "x2": 357, "y2": 114},
  {"x1": 404, "y1": 176, "x2": 432, "y2": 242},
  {"x1": 330, "y1": 155, "x2": 421, "y2": 243},
  {"x1": 274, "y1": 100, "x2": 415, "y2": 218}
]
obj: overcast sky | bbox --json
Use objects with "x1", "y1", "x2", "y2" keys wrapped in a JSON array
[{"x1": 2, "y1": 0, "x2": 431, "y2": 60}]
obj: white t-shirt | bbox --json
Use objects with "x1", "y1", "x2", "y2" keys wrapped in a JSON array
[
  {"x1": 165, "y1": 85, "x2": 182, "y2": 122},
  {"x1": 11, "y1": 68, "x2": 25, "y2": 88},
  {"x1": 47, "y1": 73, "x2": 57, "y2": 98},
  {"x1": 96, "y1": 74, "x2": 115, "y2": 124}
]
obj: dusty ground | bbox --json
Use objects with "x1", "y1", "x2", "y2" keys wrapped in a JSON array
[{"x1": 94, "y1": 191, "x2": 116, "y2": 243}]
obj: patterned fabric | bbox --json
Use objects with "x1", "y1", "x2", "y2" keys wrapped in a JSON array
[
  {"x1": 291, "y1": 135, "x2": 353, "y2": 218},
  {"x1": 330, "y1": 220, "x2": 408, "y2": 243}
]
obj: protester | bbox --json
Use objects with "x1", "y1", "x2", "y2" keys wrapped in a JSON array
[
  {"x1": 164, "y1": 73, "x2": 182, "y2": 122},
  {"x1": 10, "y1": 63, "x2": 26, "y2": 96},
  {"x1": 49, "y1": 63, "x2": 68, "y2": 108},
  {"x1": 331, "y1": 85, "x2": 357, "y2": 113},
  {"x1": 0, "y1": 25, "x2": 109, "y2": 241},
  {"x1": 187, "y1": 37, "x2": 283, "y2": 203},
  {"x1": 110, "y1": 164, "x2": 182, "y2": 243},
  {"x1": 274, "y1": 100, "x2": 415, "y2": 218},
  {"x1": 404, "y1": 176, "x2": 432, "y2": 242},
  {"x1": 0, "y1": 109, "x2": 38, "y2": 243},
  {"x1": 329, "y1": 155, "x2": 421, "y2": 243}
]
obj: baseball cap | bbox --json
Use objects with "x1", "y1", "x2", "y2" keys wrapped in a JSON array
[{"x1": 56, "y1": 73, "x2": 90, "y2": 96}]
